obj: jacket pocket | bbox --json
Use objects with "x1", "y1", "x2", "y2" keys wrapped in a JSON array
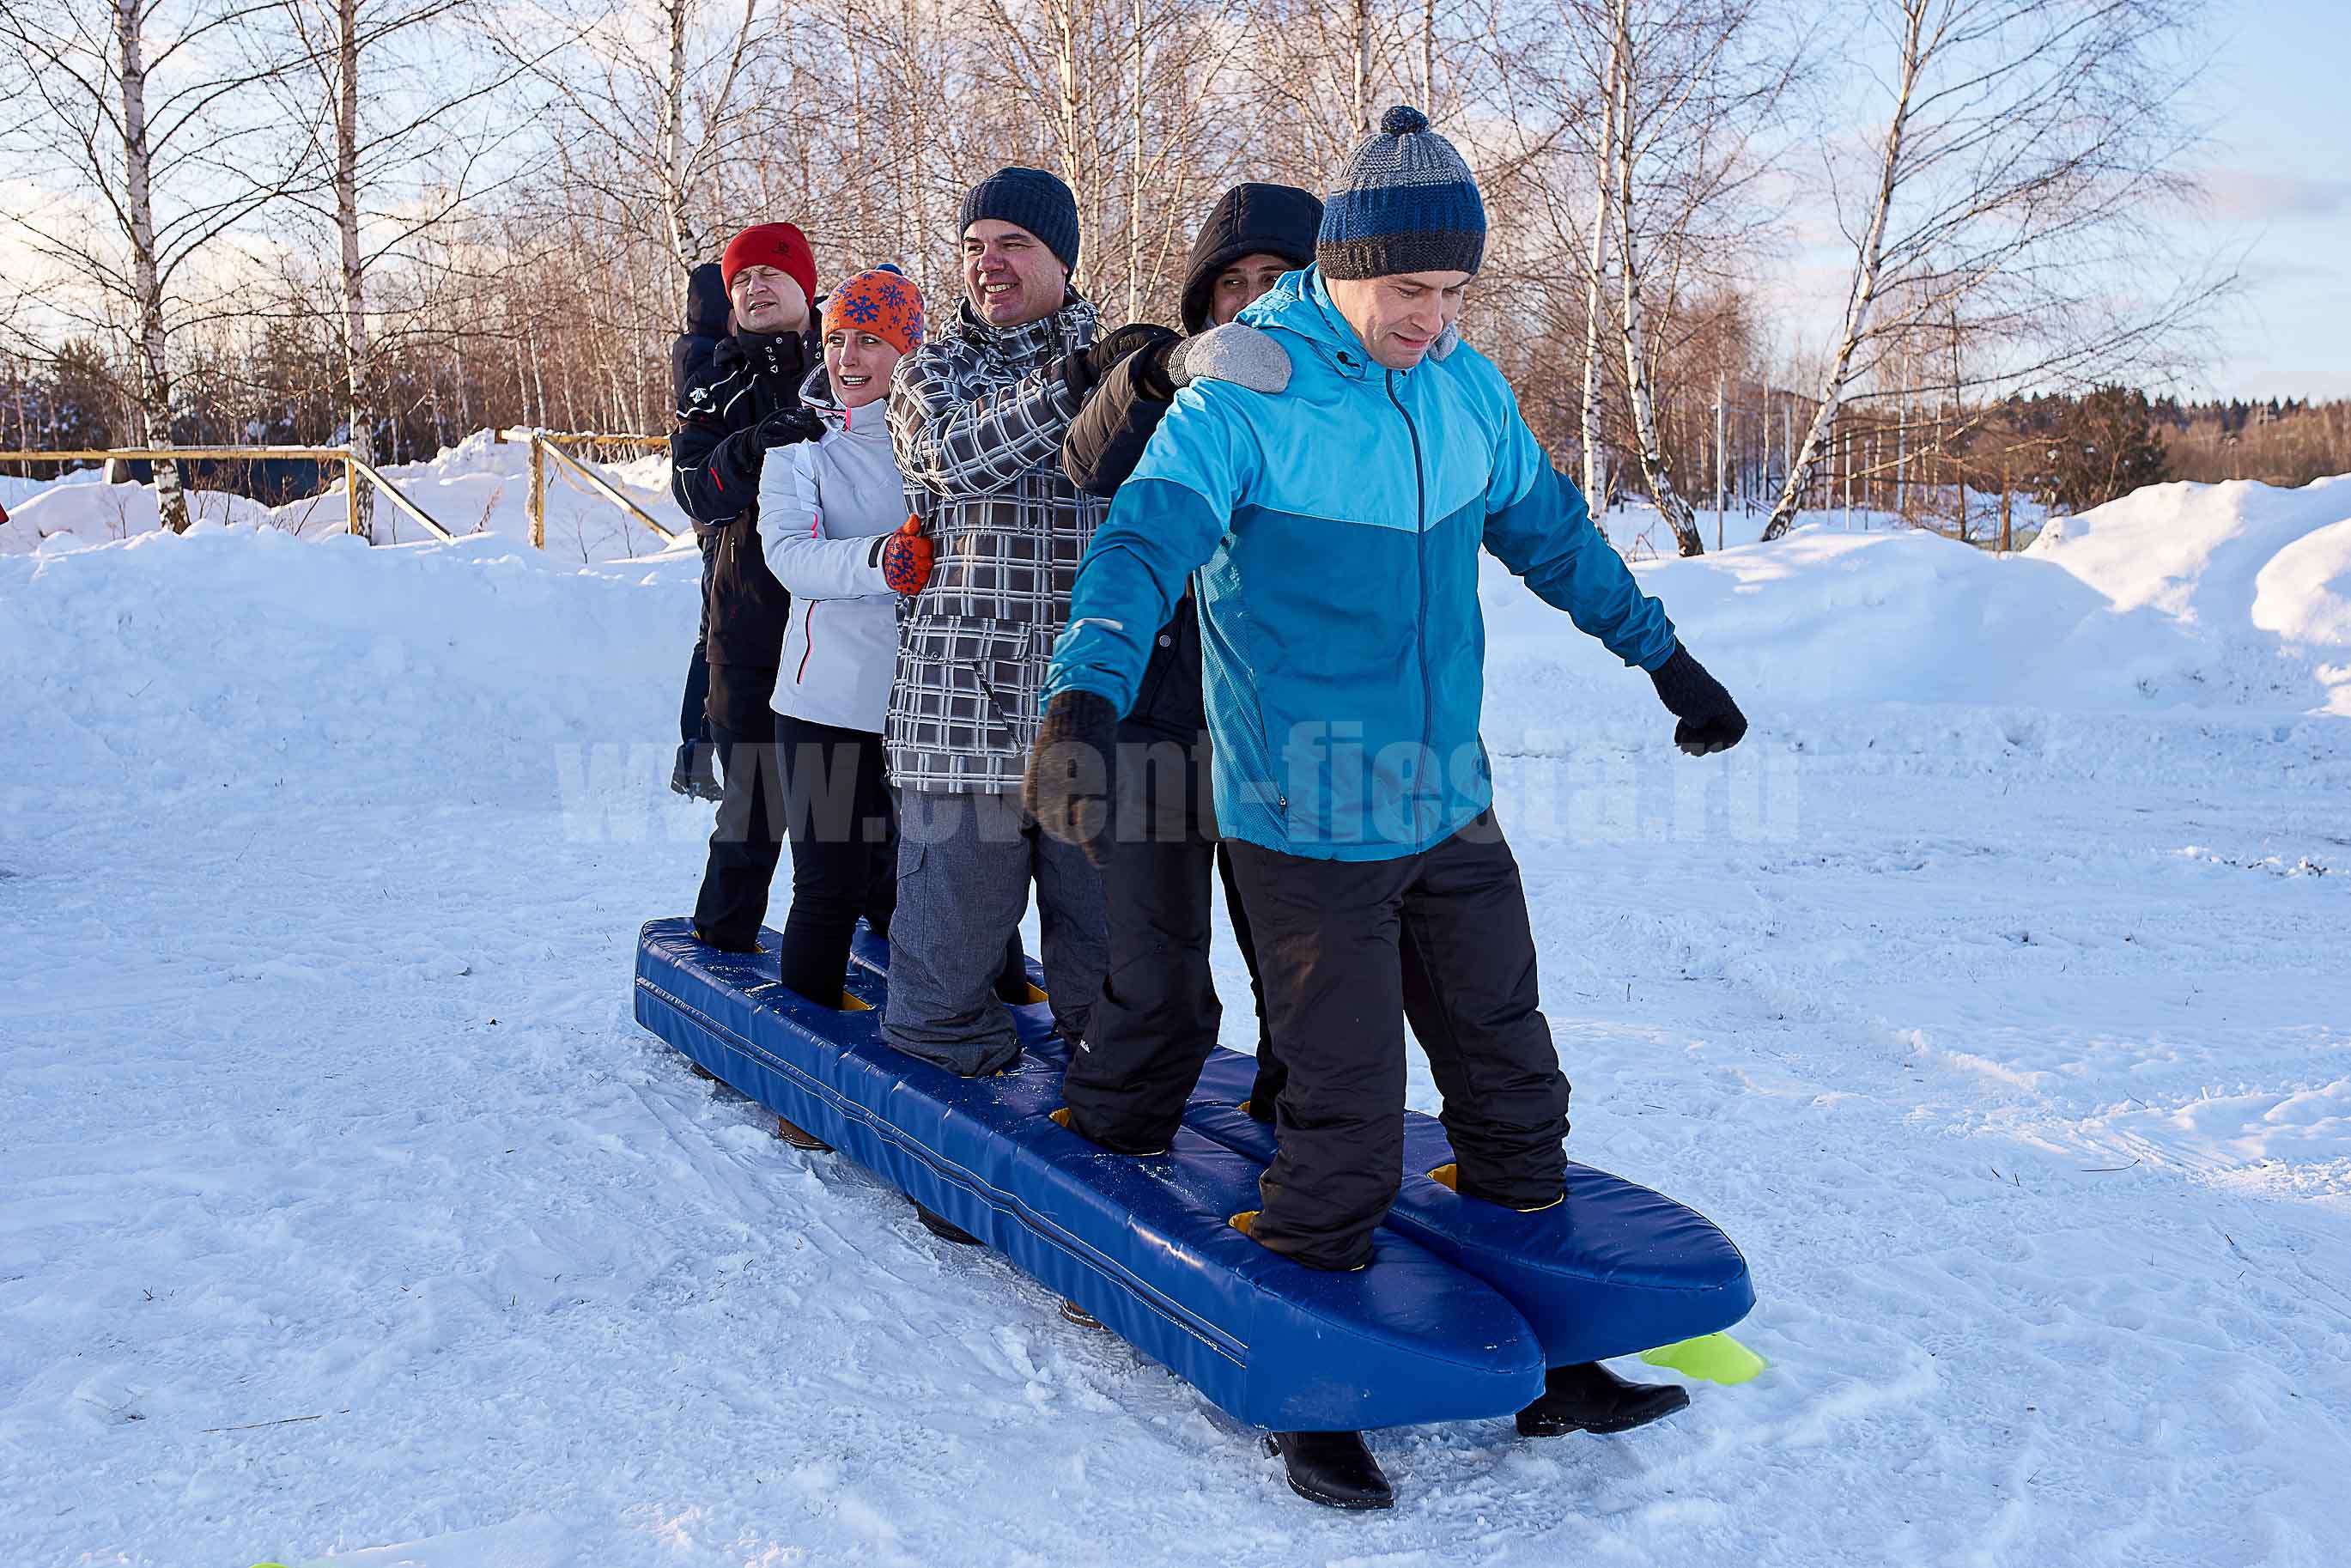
[
  {"x1": 969, "y1": 621, "x2": 1037, "y2": 740},
  {"x1": 902, "y1": 615, "x2": 1035, "y2": 750},
  {"x1": 1215, "y1": 603, "x2": 1287, "y2": 822},
  {"x1": 792, "y1": 601, "x2": 819, "y2": 685}
]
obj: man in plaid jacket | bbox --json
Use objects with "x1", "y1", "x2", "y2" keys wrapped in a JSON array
[{"x1": 880, "y1": 167, "x2": 1175, "y2": 1079}]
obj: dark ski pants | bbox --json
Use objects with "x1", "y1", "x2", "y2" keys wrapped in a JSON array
[
  {"x1": 1227, "y1": 811, "x2": 1570, "y2": 1273},
  {"x1": 770, "y1": 714, "x2": 897, "y2": 1006},
  {"x1": 1063, "y1": 731, "x2": 1279, "y2": 1153},
  {"x1": 882, "y1": 787, "x2": 1108, "y2": 1078},
  {"x1": 692, "y1": 709, "x2": 784, "y2": 951},
  {"x1": 679, "y1": 635, "x2": 712, "y2": 750}
]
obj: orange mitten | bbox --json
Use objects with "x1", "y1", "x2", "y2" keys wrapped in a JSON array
[{"x1": 879, "y1": 515, "x2": 933, "y2": 596}]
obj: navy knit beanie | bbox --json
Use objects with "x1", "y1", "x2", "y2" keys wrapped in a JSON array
[
  {"x1": 1317, "y1": 106, "x2": 1486, "y2": 280},
  {"x1": 960, "y1": 167, "x2": 1081, "y2": 275}
]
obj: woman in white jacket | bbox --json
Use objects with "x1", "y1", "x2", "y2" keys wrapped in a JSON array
[{"x1": 756, "y1": 267, "x2": 936, "y2": 1008}]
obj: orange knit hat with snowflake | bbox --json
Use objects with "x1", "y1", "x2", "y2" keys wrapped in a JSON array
[{"x1": 821, "y1": 266, "x2": 925, "y2": 356}]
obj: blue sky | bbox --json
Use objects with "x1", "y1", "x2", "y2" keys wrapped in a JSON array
[{"x1": 2189, "y1": 0, "x2": 2351, "y2": 399}]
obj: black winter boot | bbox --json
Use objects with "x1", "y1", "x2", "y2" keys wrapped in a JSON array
[
  {"x1": 1265, "y1": 1431, "x2": 1394, "y2": 1510},
  {"x1": 1516, "y1": 1361, "x2": 1690, "y2": 1437},
  {"x1": 911, "y1": 1200, "x2": 981, "y2": 1246},
  {"x1": 1048, "y1": 1105, "x2": 1169, "y2": 1157}
]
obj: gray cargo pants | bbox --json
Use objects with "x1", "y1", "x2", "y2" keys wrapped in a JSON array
[{"x1": 879, "y1": 786, "x2": 1109, "y2": 1076}]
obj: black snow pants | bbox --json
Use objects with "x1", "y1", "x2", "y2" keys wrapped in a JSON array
[
  {"x1": 1062, "y1": 729, "x2": 1279, "y2": 1153},
  {"x1": 692, "y1": 702, "x2": 784, "y2": 952},
  {"x1": 769, "y1": 713, "x2": 898, "y2": 1006},
  {"x1": 1225, "y1": 811, "x2": 1570, "y2": 1273}
]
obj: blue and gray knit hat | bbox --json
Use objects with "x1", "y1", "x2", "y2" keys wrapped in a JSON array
[
  {"x1": 1316, "y1": 106, "x2": 1486, "y2": 280},
  {"x1": 960, "y1": 166, "x2": 1081, "y2": 275}
]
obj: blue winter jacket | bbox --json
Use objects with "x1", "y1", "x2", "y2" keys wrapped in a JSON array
[{"x1": 1042, "y1": 267, "x2": 1678, "y2": 861}]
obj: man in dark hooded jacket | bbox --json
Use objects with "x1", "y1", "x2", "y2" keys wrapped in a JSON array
[
  {"x1": 671, "y1": 222, "x2": 826, "y2": 952},
  {"x1": 1054, "y1": 182, "x2": 1322, "y2": 1156},
  {"x1": 670, "y1": 259, "x2": 733, "y2": 802}
]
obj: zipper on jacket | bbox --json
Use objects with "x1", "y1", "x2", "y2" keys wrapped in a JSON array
[
  {"x1": 796, "y1": 601, "x2": 818, "y2": 684},
  {"x1": 1387, "y1": 370, "x2": 1431, "y2": 842}
]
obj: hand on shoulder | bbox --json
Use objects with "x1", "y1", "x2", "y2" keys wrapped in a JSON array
[{"x1": 1168, "y1": 323, "x2": 1291, "y2": 396}]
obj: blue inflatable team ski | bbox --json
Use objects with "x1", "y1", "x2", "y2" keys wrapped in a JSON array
[
  {"x1": 635, "y1": 916, "x2": 1753, "y2": 1433},
  {"x1": 841, "y1": 928, "x2": 1754, "y2": 1371}
]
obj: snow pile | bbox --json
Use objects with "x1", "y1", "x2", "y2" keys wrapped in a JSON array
[
  {"x1": 0, "y1": 429, "x2": 690, "y2": 562},
  {"x1": 2032, "y1": 475, "x2": 2351, "y2": 712},
  {"x1": 1478, "y1": 476, "x2": 2351, "y2": 761},
  {"x1": 2, "y1": 469, "x2": 63, "y2": 510},
  {"x1": 3, "y1": 477, "x2": 2348, "y2": 1566},
  {"x1": 0, "y1": 519, "x2": 697, "y2": 812}
]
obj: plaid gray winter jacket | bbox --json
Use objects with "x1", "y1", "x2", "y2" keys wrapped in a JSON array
[{"x1": 884, "y1": 295, "x2": 1108, "y2": 793}]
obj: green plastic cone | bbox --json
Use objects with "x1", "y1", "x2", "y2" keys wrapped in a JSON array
[{"x1": 1639, "y1": 1332, "x2": 1766, "y2": 1384}]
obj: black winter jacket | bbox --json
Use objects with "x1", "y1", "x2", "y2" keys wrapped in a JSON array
[
  {"x1": 1060, "y1": 181, "x2": 1321, "y2": 742},
  {"x1": 671, "y1": 325, "x2": 813, "y2": 711}
]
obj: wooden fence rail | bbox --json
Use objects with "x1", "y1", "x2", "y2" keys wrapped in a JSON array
[
  {"x1": 525, "y1": 433, "x2": 676, "y2": 549},
  {"x1": 5, "y1": 435, "x2": 687, "y2": 550},
  {"x1": 0, "y1": 445, "x2": 447, "y2": 541}
]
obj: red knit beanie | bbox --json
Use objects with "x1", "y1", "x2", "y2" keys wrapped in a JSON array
[
  {"x1": 720, "y1": 222, "x2": 817, "y2": 310},
  {"x1": 823, "y1": 267, "x2": 925, "y2": 356}
]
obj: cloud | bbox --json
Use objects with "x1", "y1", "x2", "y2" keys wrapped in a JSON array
[{"x1": 2196, "y1": 167, "x2": 2351, "y2": 222}]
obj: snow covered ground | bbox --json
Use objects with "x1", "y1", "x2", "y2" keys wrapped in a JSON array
[{"x1": 3, "y1": 461, "x2": 2348, "y2": 1566}]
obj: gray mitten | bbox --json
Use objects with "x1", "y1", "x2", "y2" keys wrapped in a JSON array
[
  {"x1": 1167, "y1": 323, "x2": 1291, "y2": 394},
  {"x1": 1429, "y1": 322, "x2": 1461, "y2": 361}
]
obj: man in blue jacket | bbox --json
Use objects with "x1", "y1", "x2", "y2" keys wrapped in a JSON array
[{"x1": 1027, "y1": 107, "x2": 1747, "y2": 1507}]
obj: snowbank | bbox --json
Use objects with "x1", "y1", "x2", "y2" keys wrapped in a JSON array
[
  {"x1": 0, "y1": 428, "x2": 690, "y2": 562},
  {"x1": 2032, "y1": 475, "x2": 2351, "y2": 712},
  {"x1": 1478, "y1": 476, "x2": 2351, "y2": 757},
  {"x1": 0, "y1": 517, "x2": 700, "y2": 817}
]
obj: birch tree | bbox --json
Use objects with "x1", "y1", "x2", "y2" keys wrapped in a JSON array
[
  {"x1": 270, "y1": 0, "x2": 519, "y2": 538},
  {"x1": 510, "y1": 0, "x2": 773, "y2": 299},
  {"x1": 1, "y1": 0, "x2": 307, "y2": 530},
  {"x1": 1488, "y1": 0, "x2": 1792, "y2": 553},
  {"x1": 1760, "y1": 0, "x2": 2212, "y2": 541},
  {"x1": 1599, "y1": 0, "x2": 1789, "y2": 553}
]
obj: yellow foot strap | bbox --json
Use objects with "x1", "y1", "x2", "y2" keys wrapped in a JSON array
[{"x1": 1427, "y1": 1163, "x2": 1562, "y2": 1211}]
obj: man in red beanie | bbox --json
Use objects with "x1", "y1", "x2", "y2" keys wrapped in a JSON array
[
  {"x1": 720, "y1": 223, "x2": 817, "y2": 337},
  {"x1": 671, "y1": 221, "x2": 827, "y2": 956}
]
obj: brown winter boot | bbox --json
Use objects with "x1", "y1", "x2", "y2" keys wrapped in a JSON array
[{"x1": 773, "y1": 1115, "x2": 830, "y2": 1152}]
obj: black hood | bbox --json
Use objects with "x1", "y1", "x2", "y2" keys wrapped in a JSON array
[
  {"x1": 684, "y1": 261, "x2": 731, "y2": 338},
  {"x1": 1180, "y1": 183, "x2": 1324, "y2": 335}
]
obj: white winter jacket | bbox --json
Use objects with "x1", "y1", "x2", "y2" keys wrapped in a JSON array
[{"x1": 757, "y1": 373, "x2": 914, "y2": 732}]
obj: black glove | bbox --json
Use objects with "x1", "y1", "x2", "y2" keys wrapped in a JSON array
[
  {"x1": 756, "y1": 405, "x2": 828, "y2": 449},
  {"x1": 1061, "y1": 323, "x2": 1181, "y2": 397},
  {"x1": 1649, "y1": 646, "x2": 1748, "y2": 756},
  {"x1": 1127, "y1": 335, "x2": 1181, "y2": 402},
  {"x1": 1023, "y1": 690, "x2": 1120, "y2": 866}
]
